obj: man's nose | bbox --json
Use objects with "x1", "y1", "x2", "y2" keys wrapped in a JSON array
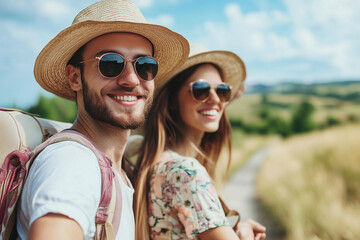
[{"x1": 116, "y1": 61, "x2": 140, "y2": 87}]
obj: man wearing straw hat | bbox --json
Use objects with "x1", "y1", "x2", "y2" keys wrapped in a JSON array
[{"x1": 16, "y1": 0, "x2": 189, "y2": 239}]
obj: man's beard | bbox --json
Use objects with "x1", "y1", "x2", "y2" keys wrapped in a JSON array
[{"x1": 81, "y1": 76, "x2": 152, "y2": 129}]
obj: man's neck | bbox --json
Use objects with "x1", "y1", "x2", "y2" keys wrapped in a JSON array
[{"x1": 71, "y1": 116, "x2": 130, "y2": 176}]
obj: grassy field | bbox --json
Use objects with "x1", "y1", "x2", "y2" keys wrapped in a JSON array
[{"x1": 256, "y1": 124, "x2": 360, "y2": 240}]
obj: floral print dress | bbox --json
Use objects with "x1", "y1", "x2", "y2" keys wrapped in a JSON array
[{"x1": 148, "y1": 150, "x2": 228, "y2": 239}]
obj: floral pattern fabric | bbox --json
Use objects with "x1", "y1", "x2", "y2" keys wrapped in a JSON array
[{"x1": 148, "y1": 150, "x2": 228, "y2": 239}]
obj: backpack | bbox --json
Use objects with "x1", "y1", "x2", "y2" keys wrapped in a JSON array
[{"x1": 0, "y1": 108, "x2": 119, "y2": 240}]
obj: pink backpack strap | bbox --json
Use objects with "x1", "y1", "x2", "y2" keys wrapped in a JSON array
[
  {"x1": 0, "y1": 148, "x2": 32, "y2": 239},
  {"x1": 33, "y1": 130, "x2": 120, "y2": 238}
]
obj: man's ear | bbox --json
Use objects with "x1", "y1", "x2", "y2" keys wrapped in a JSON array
[{"x1": 66, "y1": 64, "x2": 82, "y2": 91}]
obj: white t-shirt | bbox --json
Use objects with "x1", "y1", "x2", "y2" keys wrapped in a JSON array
[
  {"x1": 17, "y1": 141, "x2": 135, "y2": 240},
  {"x1": 115, "y1": 171, "x2": 135, "y2": 240}
]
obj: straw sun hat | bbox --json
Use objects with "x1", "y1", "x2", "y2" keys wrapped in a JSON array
[
  {"x1": 34, "y1": 0, "x2": 189, "y2": 101},
  {"x1": 165, "y1": 44, "x2": 246, "y2": 98}
]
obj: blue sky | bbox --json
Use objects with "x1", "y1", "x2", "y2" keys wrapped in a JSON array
[{"x1": 1, "y1": 0, "x2": 359, "y2": 108}]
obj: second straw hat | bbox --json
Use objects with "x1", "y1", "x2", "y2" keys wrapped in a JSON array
[{"x1": 166, "y1": 44, "x2": 246, "y2": 98}]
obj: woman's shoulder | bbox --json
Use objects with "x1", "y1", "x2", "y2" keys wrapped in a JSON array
[
  {"x1": 158, "y1": 150, "x2": 204, "y2": 172},
  {"x1": 153, "y1": 150, "x2": 209, "y2": 184}
]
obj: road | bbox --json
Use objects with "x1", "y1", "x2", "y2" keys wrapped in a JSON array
[{"x1": 222, "y1": 148, "x2": 286, "y2": 240}]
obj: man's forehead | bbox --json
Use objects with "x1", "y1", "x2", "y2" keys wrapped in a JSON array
[
  {"x1": 85, "y1": 32, "x2": 154, "y2": 55},
  {"x1": 90, "y1": 32, "x2": 151, "y2": 46}
]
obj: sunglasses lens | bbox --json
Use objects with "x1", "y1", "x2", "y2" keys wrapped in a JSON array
[
  {"x1": 98, "y1": 54, "x2": 125, "y2": 78},
  {"x1": 135, "y1": 57, "x2": 158, "y2": 81},
  {"x1": 216, "y1": 84, "x2": 232, "y2": 102},
  {"x1": 192, "y1": 81, "x2": 211, "y2": 101}
]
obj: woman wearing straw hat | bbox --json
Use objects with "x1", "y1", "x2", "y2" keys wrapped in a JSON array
[
  {"x1": 15, "y1": 0, "x2": 189, "y2": 239},
  {"x1": 133, "y1": 45, "x2": 266, "y2": 240}
]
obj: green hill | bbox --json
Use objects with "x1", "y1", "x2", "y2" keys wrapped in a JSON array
[
  {"x1": 227, "y1": 81, "x2": 360, "y2": 136},
  {"x1": 247, "y1": 80, "x2": 360, "y2": 102}
]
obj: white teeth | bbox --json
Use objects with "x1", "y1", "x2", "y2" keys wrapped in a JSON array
[
  {"x1": 114, "y1": 95, "x2": 137, "y2": 101},
  {"x1": 200, "y1": 110, "x2": 217, "y2": 116}
]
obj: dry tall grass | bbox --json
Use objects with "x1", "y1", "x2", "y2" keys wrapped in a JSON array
[{"x1": 257, "y1": 124, "x2": 360, "y2": 240}]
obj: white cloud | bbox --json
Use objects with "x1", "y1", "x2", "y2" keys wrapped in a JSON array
[
  {"x1": 330, "y1": 40, "x2": 359, "y2": 77},
  {"x1": 243, "y1": 12, "x2": 270, "y2": 29},
  {"x1": 271, "y1": 10, "x2": 289, "y2": 24},
  {"x1": 35, "y1": 0, "x2": 73, "y2": 24},
  {"x1": 166, "y1": 0, "x2": 179, "y2": 3},
  {"x1": 283, "y1": 0, "x2": 360, "y2": 35},
  {"x1": 224, "y1": 3, "x2": 242, "y2": 24},
  {"x1": 2, "y1": 21, "x2": 50, "y2": 53},
  {"x1": 0, "y1": 0, "x2": 77, "y2": 24},
  {"x1": 283, "y1": 0, "x2": 360, "y2": 77},
  {"x1": 133, "y1": 0, "x2": 154, "y2": 9},
  {"x1": 192, "y1": 0, "x2": 360, "y2": 81},
  {"x1": 293, "y1": 28, "x2": 317, "y2": 52},
  {"x1": 201, "y1": 21, "x2": 228, "y2": 49},
  {"x1": 248, "y1": 31, "x2": 265, "y2": 50},
  {"x1": 196, "y1": 3, "x2": 296, "y2": 62},
  {"x1": 148, "y1": 14, "x2": 175, "y2": 28},
  {"x1": 311, "y1": 0, "x2": 360, "y2": 26},
  {"x1": 266, "y1": 33, "x2": 296, "y2": 59},
  {"x1": 0, "y1": 1, "x2": 32, "y2": 12},
  {"x1": 134, "y1": 0, "x2": 180, "y2": 8}
]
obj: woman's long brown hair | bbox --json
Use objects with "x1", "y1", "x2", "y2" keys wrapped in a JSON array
[{"x1": 133, "y1": 63, "x2": 232, "y2": 240}]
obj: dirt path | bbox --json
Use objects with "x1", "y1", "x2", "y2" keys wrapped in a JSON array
[{"x1": 222, "y1": 148, "x2": 286, "y2": 240}]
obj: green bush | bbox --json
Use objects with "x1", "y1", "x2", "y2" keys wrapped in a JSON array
[
  {"x1": 326, "y1": 117, "x2": 340, "y2": 127},
  {"x1": 291, "y1": 100, "x2": 315, "y2": 133},
  {"x1": 27, "y1": 95, "x2": 77, "y2": 123},
  {"x1": 266, "y1": 116, "x2": 292, "y2": 137}
]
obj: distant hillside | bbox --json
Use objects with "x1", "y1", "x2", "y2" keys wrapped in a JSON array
[
  {"x1": 246, "y1": 80, "x2": 360, "y2": 102},
  {"x1": 227, "y1": 80, "x2": 360, "y2": 137}
]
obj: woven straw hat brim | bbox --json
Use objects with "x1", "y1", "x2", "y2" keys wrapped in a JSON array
[
  {"x1": 34, "y1": 21, "x2": 189, "y2": 101},
  {"x1": 163, "y1": 50, "x2": 246, "y2": 98}
]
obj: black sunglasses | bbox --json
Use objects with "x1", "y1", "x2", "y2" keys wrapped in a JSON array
[
  {"x1": 189, "y1": 80, "x2": 232, "y2": 103},
  {"x1": 79, "y1": 53, "x2": 158, "y2": 81}
]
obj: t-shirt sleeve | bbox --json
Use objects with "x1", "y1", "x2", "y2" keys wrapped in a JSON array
[
  {"x1": 20, "y1": 141, "x2": 102, "y2": 238},
  {"x1": 164, "y1": 158, "x2": 228, "y2": 238}
]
